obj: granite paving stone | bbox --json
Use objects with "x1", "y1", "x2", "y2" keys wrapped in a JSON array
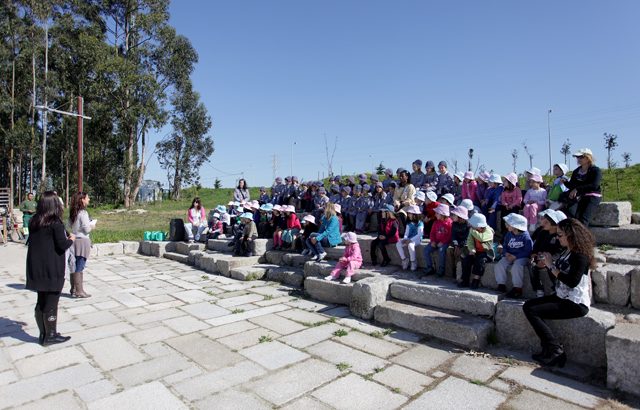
[
  {"x1": 334, "y1": 330, "x2": 406, "y2": 358},
  {"x1": 14, "y1": 346, "x2": 88, "y2": 378},
  {"x1": 162, "y1": 315, "x2": 210, "y2": 334},
  {"x1": 404, "y1": 376, "x2": 507, "y2": 410},
  {"x1": 179, "y1": 301, "x2": 230, "y2": 319},
  {"x1": 247, "y1": 358, "x2": 341, "y2": 406},
  {"x1": 504, "y1": 389, "x2": 585, "y2": 410},
  {"x1": 217, "y1": 327, "x2": 280, "y2": 350},
  {"x1": 201, "y1": 321, "x2": 258, "y2": 339},
  {"x1": 306, "y1": 340, "x2": 389, "y2": 375},
  {"x1": 126, "y1": 325, "x2": 179, "y2": 345},
  {"x1": 194, "y1": 388, "x2": 273, "y2": 410},
  {"x1": 18, "y1": 390, "x2": 84, "y2": 410},
  {"x1": 279, "y1": 323, "x2": 343, "y2": 349},
  {"x1": 450, "y1": 354, "x2": 507, "y2": 383},
  {"x1": 248, "y1": 313, "x2": 307, "y2": 335},
  {"x1": 277, "y1": 308, "x2": 329, "y2": 325},
  {"x1": 82, "y1": 335, "x2": 146, "y2": 371},
  {"x1": 391, "y1": 343, "x2": 456, "y2": 374},
  {"x1": 240, "y1": 340, "x2": 310, "y2": 370},
  {"x1": 165, "y1": 333, "x2": 244, "y2": 371},
  {"x1": 280, "y1": 397, "x2": 334, "y2": 410},
  {"x1": 111, "y1": 354, "x2": 193, "y2": 387},
  {"x1": 88, "y1": 381, "x2": 187, "y2": 410},
  {"x1": 371, "y1": 364, "x2": 435, "y2": 396},
  {"x1": 74, "y1": 379, "x2": 119, "y2": 402},
  {"x1": 312, "y1": 373, "x2": 407, "y2": 410}
]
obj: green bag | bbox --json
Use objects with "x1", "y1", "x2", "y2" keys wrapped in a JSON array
[{"x1": 152, "y1": 231, "x2": 166, "y2": 241}]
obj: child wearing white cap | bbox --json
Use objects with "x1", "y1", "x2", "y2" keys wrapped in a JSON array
[
  {"x1": 529, "y1": 210, "x2": 566, "y2": 297},
  {"x1": 233, "y1": 213, "x2": 258, "y2": 257},
  {"x1": 325, "y1": 232, "x2": 363, "y2": 284},
  {"x1": 523, "y1": 174, "x2": 547, "y2": 232},
  {"x1": 483, "y1": 174, "x2": 503, "y2": 231},
  {"x1": 494, "y1": 213, "x2": 533, "y2": 298},
  {"x1": 299, "y1": 215, "x2": 319, "y2": 254},
  {"x1": 422, "y1": 204, "x2": 452, "y2": 277},
  {"x1": 546, "y1": 163, "x2": 569, "y2": 210},
  {"x1": 396, "y1": 206, "x2": 424, "y2": 271},
  {"x1": 459, "y1": 213, "x2": 495, "y2": 289},
  {"x1": 461, "y1": 171, "x2": 478, "y2": 204},
  {"x1": 500, "y1": 173, "x2": 523, "y2": 234},
  {"x1": 208, "y1": 212, "x2": 224, "y2": 239},
  {"x1": 448, "y1": 206, "x2": 470, "y2": 282}
]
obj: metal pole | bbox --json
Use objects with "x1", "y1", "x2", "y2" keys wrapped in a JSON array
[
  {"x1": 78, "y1": 96, "x2": 84, "y2": 192},
  {"x1": 547, "y1": 109, "x2": 552, "y2": 176}
]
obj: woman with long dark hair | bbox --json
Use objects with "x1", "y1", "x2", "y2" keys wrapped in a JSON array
[
  {"x1": 26, "y1": 191, "x2": 75, "y2": 345},
  {"x1": 523, "y1": 218, "x2": 594, "y2": 367},
  {"x1": 233, "y1": 179, "x2": 250, "y2": 203},
  {"x1": 69, "y1": 192, "x2": 95, "y2": 298}
]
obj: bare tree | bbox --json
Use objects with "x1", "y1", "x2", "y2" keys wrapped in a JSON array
[
  {"x1": 467, "y1": 148, "x2": 474, "y2": 171},
  {"x1": 522, "y1": 141, "x2": 534, "y2": 169},
  {"x1": 449, "y1": 158, "x2": 459, "y2": 174},
  {"x1": 603, "y1": 133, "x2": 618, "y2": 170},
  {"x1": 324, "y1": 134, "x2": 338, "y2": 178},
  {"x1": 560, "y1": 139, "x2": 571, "y2": 164},
  {"x1": 511, "y1": 149, "x2": 518, "y2": 173},
  {"x1": 622, "y1": 152, "x2": 632, "y2": 168}
]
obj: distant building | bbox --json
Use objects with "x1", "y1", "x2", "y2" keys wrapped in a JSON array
[{"x1": 137, "y1": 180, "x2": 163, "y2": 202}]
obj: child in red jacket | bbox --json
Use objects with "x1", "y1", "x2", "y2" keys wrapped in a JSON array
[{"x1": 422, "y1": 204, "x2": 452, "y2": 277}]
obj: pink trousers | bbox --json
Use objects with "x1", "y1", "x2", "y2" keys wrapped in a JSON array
[
  {"x1": 330, "y1": 260, "x2": 362, "y2": 278},
  {"x1": 523, "y1": 203, "x2": 541, "y2": 225}
]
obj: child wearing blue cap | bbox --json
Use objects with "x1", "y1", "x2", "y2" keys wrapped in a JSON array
[{"x1": 233, "y1": 213, "x2": 258, "y2": 257}]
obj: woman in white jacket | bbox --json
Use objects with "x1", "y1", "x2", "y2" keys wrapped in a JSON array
[{"x1": 69, "y1": 192, "x2": 96, "y2": 298}]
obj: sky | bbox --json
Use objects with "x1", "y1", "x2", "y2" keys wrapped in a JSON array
[{"x1": 144, "y1": 0, "x2": 640, "y2": 189}]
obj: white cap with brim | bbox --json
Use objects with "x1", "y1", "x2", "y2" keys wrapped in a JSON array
[
  {"x1": 503, "y1": 213, "x2": 528, "y2": 231},
  {"x1": 545, "y1": 210, "x2": 568, "y2": 225},
  {"x1": 572, "y1": 148, "x2": 593, "y2": 157},
  {"x1": 469, "y1": 213, "x2": 487, "y2": 228},
  {"x1": 488, "y1": 174, "x2": 502, "y2": 184}
]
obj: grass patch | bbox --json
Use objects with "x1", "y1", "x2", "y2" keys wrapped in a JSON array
[
  {"x1": 333, "y1": 329, "x2": 348, "y2": 337},
  {"x1": 598, "y1": 244, "x2": 615, "y2": 252},
  {"x1": 263, "y1": 295, "x2": 274, "y2": 301},
  {"x1": 391, "y1": 387, "x2": 402, "y2": 394},
  {"x1": 231, "y1": 308, "x2": 245, "y2": 314},
  {"x1": 469, "y1": 379, "x2": 485, "y2": 386},
  {"x1": 258, "y1": 335, "x2": 273, "y2": 343},
  {"x1": 201, "y1": 275, "x2": 208, "y2": 280},
  {"x1": 336, "y1": 362, "x2": 351, "y2": 372},
  {"x1": 373, "y1": 367, "x2": 385, "y2": 373},
  {"x1": 370, "y1": 328, "x2": 394, "y2": 339},
  {"x1": 301, "y1": 319, "x2": 335, "y2": 328}
]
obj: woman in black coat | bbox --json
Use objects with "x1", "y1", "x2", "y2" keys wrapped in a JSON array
[
  {"x1": 559, "y1": 148, "x2": 602, "y2": 226},
  {"x1": 26, "y1": 191, "x2": 75, "y2": 345}
]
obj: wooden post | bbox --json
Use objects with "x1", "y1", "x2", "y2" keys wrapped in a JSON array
[{"x1": 77, "y1": 96, "x2": 84, "y2": 192}]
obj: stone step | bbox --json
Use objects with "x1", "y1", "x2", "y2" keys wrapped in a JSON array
[
  {"x1": 389, "y1": 279, "x2": 502, "y2": 317},
  {"x1": 175, "y1": 242, "x2": 206, "y2": 255},
  {"x1": 303, "y1": 261, "x2": 400, "y2": 282},
  {"x1": 304, "y1": 277, "x2": 354, "y2": 305},
  {"x1": 606, "y1": 323, "x2": 640, "y2": 396},
  {"x1": 162, "y1": 251, "x2": 190, "y2": 264},
  {"x1": 215, "y1": 255, "x2": 263, "y2": 277},
  {"x1": 265, "y1": 266, "x2": 305, "y2": 287},
  {"x1": 374, "y1": 299, "x2": 494, "y2": 350},
  {"x1": 495, "y1": 300, "x2": 615, "y2": 369},
  {"x1": 591, "y1": 225, "x2": 640, "y2": 247},
  {"x1": 602, "y1": 248, "x2": 640, "y2": 266},
  {"x1": 228, "y1": 264, "x2": 279, "y2": 281},
  {"x1": 198, "y1": 254, "x2": 220, "y2": 273},
  {"x1": 207, "y1": 238, "x2": 272, "y2": 255}
]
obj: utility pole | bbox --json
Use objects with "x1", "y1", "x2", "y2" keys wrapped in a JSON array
[
  {"x1": 271, "y1": 154, "x2": 278, "y2": 181},
  {"x1": 547, "y1": 109, "x2": 552, "y2": 176},
  {"x1": 35, "y1": 99, "x2": 92, "y2": 193}
]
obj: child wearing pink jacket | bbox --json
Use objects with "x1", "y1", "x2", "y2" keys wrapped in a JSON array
[
  {"x1": 325, "y1": 232, "x2": 362, "y2": 284},
  {"x1": 461, "y1": 171, "x2": 478, "y2": 204}
]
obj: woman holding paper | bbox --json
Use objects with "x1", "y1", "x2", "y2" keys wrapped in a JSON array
[{"x1": 69, "y1": 192, "x2": 97, "y2": 298}]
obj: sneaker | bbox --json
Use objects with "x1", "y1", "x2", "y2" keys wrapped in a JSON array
[
  {"x1": 342, "y1": 276, "x2": 352, "y2": 284},
  {"x1": 301, "y1": 249, "x2": 310, "y2": 256},
  {"x1": 316, "y1": 252, "x2": 327, "y2": 262},
  {"x1": 470, "y1": 279, "x2": 480, "y2": 289},
  {"x1": 536, "y1": 290, "x2": 544, "y2": 298},
  {"x1": 423, "y1": 267, "x2": 435, "y2": 276},
  {"x1": 505, "y1": 287, "x2": 523, "y2": 299},
  {"x1": 497, "y1": 284, "x2": 507, "y2": 293},
  {"x1": 401, "y1": 258, "x2": 410, "y2": 270},
  {"x1": 410, "y1": 260, "x2": 417, "y2": 271},
  {"x1": 324, "y1": 275, "x2": 336, "y2": 281}
]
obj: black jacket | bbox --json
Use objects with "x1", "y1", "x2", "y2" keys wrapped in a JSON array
[
  {"x1": 26, "y1": 222, "x2": 73, "y2": 292},
  {"x1": 565, "y1": 165, "x2": 601, "y2": 194}
]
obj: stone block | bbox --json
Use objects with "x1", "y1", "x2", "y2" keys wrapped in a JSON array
[
  {"x1": 175, "y1": 242, "x2": 205, "y2": 255},
  {"x1": 303, "y1": 261, "x2": 333, "y2": 278},
  {"x1": 350, "y1": 276, "x2": 394, "y2": 320},
  {"x1": 264, "y1": 250, "x2": 284, "y2": 265},
  {"x1": 140, "y1": 241, "x2": 151, "y2": 255},
  {"x1": 606, "y1": 264, "x2": 634, "y2": 306},
  {"x1": 216, "y1": 255, "x2": 262, "y2": 277},
  {"x1": 480, "y1": 263, "x2": 537, "y2": 299},
  {"x1": 207, "y1": 238, "x2": 234, "y2": 252},
  {"x1": 591, "y1": 225, "x2": 640, "y2": 247},
  {"x1": 188, "y1": 250, "x2": 205, "y2": 266},
  {"x1": 149, "y1": 241, "x2": 171, "y2": 257},
  {"x1": 265, "y1": 267, "x2": 304, "y2": 287},
  {"x1": 95, "y1": 242, "x2": 124, "y2": 257},
  {"x1": 590, "y1": 201, "x2": 632, "y2": 227},
  {"x1": 304, "y1": 277, "x2": 353, "y2": 305},
  {"x1": 603, "y1": 248, "x2": 640, "y2": 265},
  {"x1": 163, "y1": 252, "x2": 190, "y2": 264},
  {"x1": 375, "y1": 300, "x2": 493, "y2": 350},
  {"x1": 120, "y1": 241, "x2": 140, "y2": 254},
  {"x1": 390, "y1": 279, "x2": 501, "y2": 317},
  {"x1": 632, "y1": 212, "x2": 640, "y2": 224},
  {"x1": 495, "y1": 300, "x2": 615, "y2": 368},
  {"x1": 282, "y1": 253, "x2": 309, "y2": 267},
  {"x1": 631, "y1": 268, "x2": 640, "y2": 309},
  {"x1": 229, "y1": 265, "x2": 269, "y2": 281},
  {"x1": 590, "y1": 266, "x2": 608, "y2": 303},
  {"x1": 606, "y1": 323, "x2": 640, "y2": 396},
  {"x1": 200, "y1": 255, "x2": 219, "y2": 273},
  {"x1": 251, "y1": 238, "x2": 271, "y2": 256}
]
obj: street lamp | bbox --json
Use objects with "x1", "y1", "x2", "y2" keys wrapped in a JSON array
[
  {"x1": 290, "y1": 141, "x2": 296, "y2": 177},
  {"x1": 547, "y1": 109, "x2": 552, "y2": 176}
]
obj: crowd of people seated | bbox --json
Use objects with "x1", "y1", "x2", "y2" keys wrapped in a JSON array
[{"x1": 178, "y1": 148, "x2": 600, "y2": 367}]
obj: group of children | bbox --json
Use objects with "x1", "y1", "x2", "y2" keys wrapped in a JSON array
[{"x1": 186, "y1": 157, "x2": 574, "y2": 295}]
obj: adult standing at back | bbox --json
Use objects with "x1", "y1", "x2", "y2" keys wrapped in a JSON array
[
  {"x1": 234, "y1": 178, "x2": 250, "y2": 203},
  {"x1": 26, "y1": 191, "x2": 75, "y2": 345},
  {"x1": 69, "y1": 192, "x2": 96, "y2": 298},
  {"x1": 560, "y1": 148, "x2": 602, "y2": 226},
  {"x1": 20, "y1": 192, "x2": 37, "y2": 235}
]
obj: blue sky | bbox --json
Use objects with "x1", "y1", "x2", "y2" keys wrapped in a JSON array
[{"x1": 145, "y1": 0, "x2": 640, "y2": 188}]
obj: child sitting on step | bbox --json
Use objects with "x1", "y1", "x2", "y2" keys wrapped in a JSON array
[
  {"x1": 494, "y1": 213, "x2": 533, "y2": 298},
  {"x1": 396, "y1": 205, "x2": 424, "y2": 271},
  {"x1": 234, "y1": 213, "x2": 258, "y2": 257},
  {"x1": 422, "y1": 204, "x2": 452, "y2": 277},
  {"x1": 448, "y1": 205, "x2": 470, "y2": 282},
  {"x1": 325, "y1": 232, "x2": 362, "y2": 284},
  {"x1": 281, "y1": 205, "x2": 301, "y2": 250},
  {"x1": 459, "y1": 213, "x2": 495, "y2": 289}
]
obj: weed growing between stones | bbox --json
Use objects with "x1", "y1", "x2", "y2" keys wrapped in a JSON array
[
  {"x1": 333, "y1": 329, "x2": 348, "y2": 337},
  {"x1": 470, "y1": 379, "x2": 485, "y2": 386},
  {"x1": 231, "y1": 308, "x2": 245, "y2": 314},
  {"x1": 263, "y1": 295, "x2": 274, "y2": 300},
  {"x1": 373, "y1": 367, "x2": 385, "y2": 373},
  {"x1": 598, "y1": 244, "x2": 615, "y2": 252},
  {"x1": 391, "y1": 387, "x2": 402, "y2": 394},
  {"x1": 201, "y1": 275, "x2": 208, "y2": 280},
  {"x1": 301, "y1": 318, "x2": 335, "y2": 328},
  {"x1": 336, "y1": 362, "x2": 351, "y2": 372},
  {"x1": 258, "y1": 335, "x2": 273, "y2": 343},
  {"x1": 370, "y1": 328, "x2": 394, "y2": 338}
]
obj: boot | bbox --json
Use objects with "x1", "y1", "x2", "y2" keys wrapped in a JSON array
[
  {"x1": 73, "y1": 272, "x2": 91, "y2": 298},
  {"x1": 532, "y1": 344, "x2": 549, "y2": 363},
  {"x1": 539, "y1": 345, "x2": 566, "y2": 368},
  {"x1": 42, "y1": 309, "x2": 71, "y2": 346},
  {"x1": 69, "y1": 273, "x2": 75, "y2": 296},
  {"x1": 34, "y1": 306, "x2": 45, "y2": 345}
]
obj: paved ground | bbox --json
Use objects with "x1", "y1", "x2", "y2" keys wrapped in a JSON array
[{"x1": 0, "y1": 243, "x2": 632, "y2": 409}]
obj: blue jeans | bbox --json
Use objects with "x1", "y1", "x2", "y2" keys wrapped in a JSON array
[
  {"x1": 423, "y1": 243, "x2": 448, "y2": 275},
  {"x1": 75, "y1": 256, "x2": 87, "y2": 273},
  {"x1": 305, "y1": 234, "x2": 331, "y2": 256}
]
